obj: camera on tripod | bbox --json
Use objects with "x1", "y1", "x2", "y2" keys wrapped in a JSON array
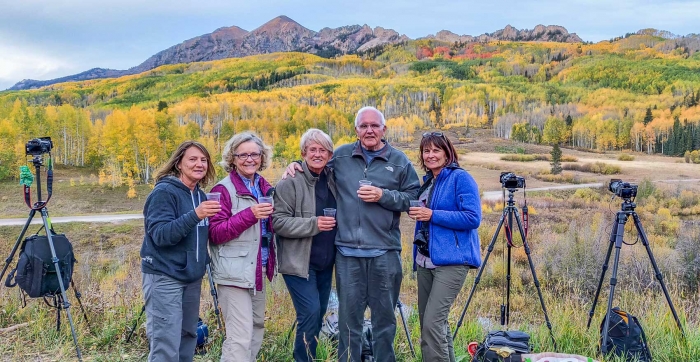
[
  {"x1": 608, "y1": 179, "x2": 637, "y2": 199},
  {"x1": 26, "y1": 137, "x2": 53, "y2": 156},
  {"x1": 500, "y1": 172, "x2": 525, "y2": 189}
]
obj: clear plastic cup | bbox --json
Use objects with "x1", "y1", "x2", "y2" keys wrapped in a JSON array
[
  {"x1": 259, "y1": 196, "x2": 273, "y2": 205},
  {"x1": 410, "y1": 200, "x2": 423, "y2": 208},
  {"x1": 358, "y1": 180, "x2": 372, "y2": 188},
  {"x1": 323, "y1": 208, "x2": 337, "y2": 218},
  {"x1": 206, "y1": 192, "x2": 221, "y2": 203}
]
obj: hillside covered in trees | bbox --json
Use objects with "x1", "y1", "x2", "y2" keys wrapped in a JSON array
[{"x1": 1, "y1": 33, "x2": 700, "y2": 192}]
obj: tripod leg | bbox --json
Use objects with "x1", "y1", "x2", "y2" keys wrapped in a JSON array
[
  {"x1": 40, "y1": 208, "x2": 82, "y2": 361},
  {"x1": 206, "y1": 264, "x2": 223, "y2": 332},
  {"x1": 71, "y1": 280, "x2": 91, "y2": 331},
  {"x1": 126, "y1": 305, "x2": 146, "y2": 343},
  {"x1": 600, "y1": 212, "x2": 626, "y2": 354},
  {"x1": 632, "y1": 212, "x2": 686, "y2": 337},
  {"x1": 513, "y1": 209, "x2": 557, "y2": 349},
  {"x1": 504, "y1": 208, "x2": 514, "y2": 327},
  {"x1": 397, "y1": 299, "x2": 416, "y2": 358},
  {"x1": 452, "y1": 211, "x2": 507, "y2": 340},
  {"x1": 0, "y1": 209, "x2": 36, "y2": 282},
  {"x1": 586, "y1": 217, "x2": 618, "y2": 329}
]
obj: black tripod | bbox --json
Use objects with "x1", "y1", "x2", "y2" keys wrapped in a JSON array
[
  {"x1": 0, "y1": 154, "x2": 83, "y2": 361},
  {"x1": 586, "y1": 197, "x2": 685, "y2": 352},
  {"x1": 453, "y1": 188, "x2": 556, "y2": 348}
]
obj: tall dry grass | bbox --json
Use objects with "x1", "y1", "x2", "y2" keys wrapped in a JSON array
[{"x1": 1, "y1": 181, "x2": 700, "y2": 361}]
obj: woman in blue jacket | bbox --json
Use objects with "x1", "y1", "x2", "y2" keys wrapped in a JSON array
[{"x1": 408, "y1": 132, "x2": 482, "y2": 362}]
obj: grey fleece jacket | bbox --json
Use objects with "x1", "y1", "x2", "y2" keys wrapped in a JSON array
[
  {"x1": 272, "y1": 162, "x2": 336, "y2": 278},
  {"x1": 140, "y1": 176, "x2": 209, "y2": 283},
  {"x1": 332, "y1": 140, "x2": 420, "y2": 250}
]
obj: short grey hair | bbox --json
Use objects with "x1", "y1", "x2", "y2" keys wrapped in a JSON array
[
  {"x1": 220, "y1": 131, "x2": 272, "y2": 173},
  {"x1": 300, "y1": 128, "x2": 334, "y2": 155},
  {"x1": 354, "y1": 106, "x2": 386, "y2": 127}
]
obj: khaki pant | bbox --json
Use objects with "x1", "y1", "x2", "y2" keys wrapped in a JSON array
[
  {"x1": 218, "y1": 281, "x2": 266, "y2": 362},
  {"x1": 417, "y1": 265, "x2": 468, "y2": 362}
]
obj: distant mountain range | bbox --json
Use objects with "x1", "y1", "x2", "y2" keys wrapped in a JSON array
[{"x1": 9, "y1": 16, "x2": 586, "y2": 91}]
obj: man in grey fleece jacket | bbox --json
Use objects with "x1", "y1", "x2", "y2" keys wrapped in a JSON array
[
  {"x1": 334, "y1": 107, "x2": 419, "y2": 362},
  {"x1": 290, "y1": 107, "x2": 420, "y2": 361}
]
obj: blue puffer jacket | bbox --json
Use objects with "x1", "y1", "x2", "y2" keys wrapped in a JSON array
[{"x1": 413, "y1": 164, "x2": 482, "y2": 267}]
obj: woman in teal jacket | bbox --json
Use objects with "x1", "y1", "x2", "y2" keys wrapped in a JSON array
[{"x1": 409, "y1": 132, "x2": 481, "y2": 362}]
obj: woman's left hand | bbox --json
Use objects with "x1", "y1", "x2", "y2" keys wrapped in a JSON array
[{"x1": 409, "y1": 206, "x2": 432, "y2": 221}]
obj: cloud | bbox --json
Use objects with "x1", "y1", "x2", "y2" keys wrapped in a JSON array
[
  {"x1": 2, "y1": 0, "x2": 700, "y2": 89},
  {"x1": 0, "y1": 41, "x2": 76, "y2": 90}
]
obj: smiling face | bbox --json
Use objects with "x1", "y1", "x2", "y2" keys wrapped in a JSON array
[
  {"x1": 355, "y1": 111, "x2": 386, "y2": 151},
  {"x1": 422, "y1": 142, "x2": 447, "y2": 176},
  {"x1": 234, "y1": 140, "x2": 262, "y2": 180},
  {"x1": 178, "y1": 146, "x2": 209, "y2": 190},
  {"x1": 302, "y1": 141, "x2": 331, "y2": 174}
]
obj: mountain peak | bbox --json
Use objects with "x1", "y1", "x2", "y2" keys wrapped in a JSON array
[{"x1": 255, "y1": 15, "x2": 306, "y2": 32}]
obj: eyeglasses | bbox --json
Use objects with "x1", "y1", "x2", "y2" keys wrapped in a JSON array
[
  {"x1": 357, "y1": 124, "x2": 383, "y2": 131},
  {"x1": 234, "y1": 153, "x2": 261, "y2": 160},
  {"x1": 306, "y1": 147, "x2": 330, "y2": 155},
  {"x1": 423, "y1": 132, "x2": 446, "y2": 138}
]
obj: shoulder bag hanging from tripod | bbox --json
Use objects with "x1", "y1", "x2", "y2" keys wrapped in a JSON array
[{"x1": 5, "y1": 158, "x2": 76, "y2": 299}]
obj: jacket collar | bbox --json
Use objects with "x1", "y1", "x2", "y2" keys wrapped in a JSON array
[
  {"x1": 351, "y1": 139, "x2": 391, "y2": 161},
  {"x1": 422, "y1": 162, "x2": 461, "y2": 182},
  {"x1": 228, "y1": 171, "x2": 272, "y2": 197},
  {"x1": 301, "y1": 161, "x2": 332, "y2": 186}
]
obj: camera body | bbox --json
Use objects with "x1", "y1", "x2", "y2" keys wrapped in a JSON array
[
  {"x1": 608, "y1": 179, "x2": 638, "y2": 199},
  {"x1": 261, "y1": 231, "x2": 273, "y2": 248},
  {"x1": 500, "y1": 172, "x2": 526, "y2": 189},
  {"x1": 413, "y1": 230, "x2": 430, "y2": 257},
  {"x1": 26, "y1": 137, "x2": 53, "y2": 156}
]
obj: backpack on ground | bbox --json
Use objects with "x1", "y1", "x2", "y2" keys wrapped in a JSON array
[
  {"x1": 471, "y1": 330, "x2": 531, "y2": 362},
  {"x1": 599, "y1": 307, "x2": 652, "y2": 361},
  {"x1": 4, "y1": 233, "x2": 76, "y2": 298}
]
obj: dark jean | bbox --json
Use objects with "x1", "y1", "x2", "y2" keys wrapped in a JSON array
[
  {"x1": 336, "y1": 250, "x2": 403, "y2": 362},
  {"x1": 283, "y1": 267, "x2": 334, "y2": 362}
]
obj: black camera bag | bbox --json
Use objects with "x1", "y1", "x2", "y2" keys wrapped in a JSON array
[
  {"x1": 472, "y1": 330, "x2": 530, "y2": 362},
  {"x1": 5, "y1": 234, "x2": 76, "y2": 298},
  {"x1": 600, "y1": 307, "x2": 651, "y2": 361}
]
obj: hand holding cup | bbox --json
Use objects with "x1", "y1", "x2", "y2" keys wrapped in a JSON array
[
  {"x1": 318, "y1": 208, "x2": 336, "y2": 231},
  {"x1": 251, "y1": 199, "x2": 273, "y2": 219},
  {"x1": 196, "y1": 195, "x2": 222, "y2": 219},
  {"x1": 408, "y1": 200, "x2": 431, "y2": 221},
  {"x1": 357, "y1": 180, "x2": 382, "y2": 203}
]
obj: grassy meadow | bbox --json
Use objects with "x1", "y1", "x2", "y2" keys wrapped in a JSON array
[{"x1": 1, "y1": 138, "x2": 700, "y2": 361}]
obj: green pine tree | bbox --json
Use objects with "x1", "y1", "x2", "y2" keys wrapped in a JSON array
[{"x1": 551, "y1": 143, "x2": 563, "y2": 175}]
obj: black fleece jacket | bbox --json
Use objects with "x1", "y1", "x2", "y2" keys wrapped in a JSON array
[{"x1": 140, "y1": 176, "x2": 209, "y2": 283}]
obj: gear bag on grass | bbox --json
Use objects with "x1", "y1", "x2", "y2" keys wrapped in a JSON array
[
  {"x1": 472, "y1": 330, "x2": 530, "y2": 362},
  {"x1": 4, "y1": 233, "x2": 76, "y2": 298},
  {"x1": 599, "y1": 307, "x2": 651, "y2": 361}
]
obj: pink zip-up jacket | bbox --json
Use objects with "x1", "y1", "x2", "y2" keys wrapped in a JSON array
[{"x1": 208, "y1": 172, "x2": 275, "y2": 291}]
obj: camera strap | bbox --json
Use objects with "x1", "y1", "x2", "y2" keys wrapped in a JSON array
[{"x1": 24, "y1": 156, "x2": 53, "y2": 210}]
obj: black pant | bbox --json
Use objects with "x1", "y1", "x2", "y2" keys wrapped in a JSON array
[
  {"x1": 336, "y1": 250, "x2": 403, "y2": 362},
  {"x1": 283, "y1": 267, "x2": 334, "y2": 362}
]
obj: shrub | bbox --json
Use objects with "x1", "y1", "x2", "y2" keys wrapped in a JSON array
[
  {"x1": 495, "y1": 145, "x2": 526, "y2": 154},
  {"x1": 499, "y1": 154, "x2": 578, "y2": 162},
  {"x1": 562, "y1": 162, "x2": 621, "y2": 175},
  {"x1": 618, "y1": 153, "x2": 635, "y2": 161},
  {"x1": 501, "y1": 154, "x2": 539, "y2": 162}
]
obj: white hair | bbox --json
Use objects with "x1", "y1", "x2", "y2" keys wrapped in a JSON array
[
  {"x1": 300, "y1": 128, "x2": 334, "y2": 155},
  {"x1": 354, "y1": 106, "x2": 386, "y2": 127},
  {"x1": 220, "y1": 131, "x2": 272, "y2": 173}
]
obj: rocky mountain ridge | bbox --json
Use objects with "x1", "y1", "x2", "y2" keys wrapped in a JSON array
[{"x1": 10, "y1": 16, "x2": 581, "y2": 90}]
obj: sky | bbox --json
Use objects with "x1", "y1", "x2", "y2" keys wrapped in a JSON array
[{"x1": 1, "y1": 0, "x2": 699, "y2": 91}]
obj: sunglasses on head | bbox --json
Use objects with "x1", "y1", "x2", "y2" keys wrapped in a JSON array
[{"x1": 422, "y1": 132, "x2": 445, "y2": 138}]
